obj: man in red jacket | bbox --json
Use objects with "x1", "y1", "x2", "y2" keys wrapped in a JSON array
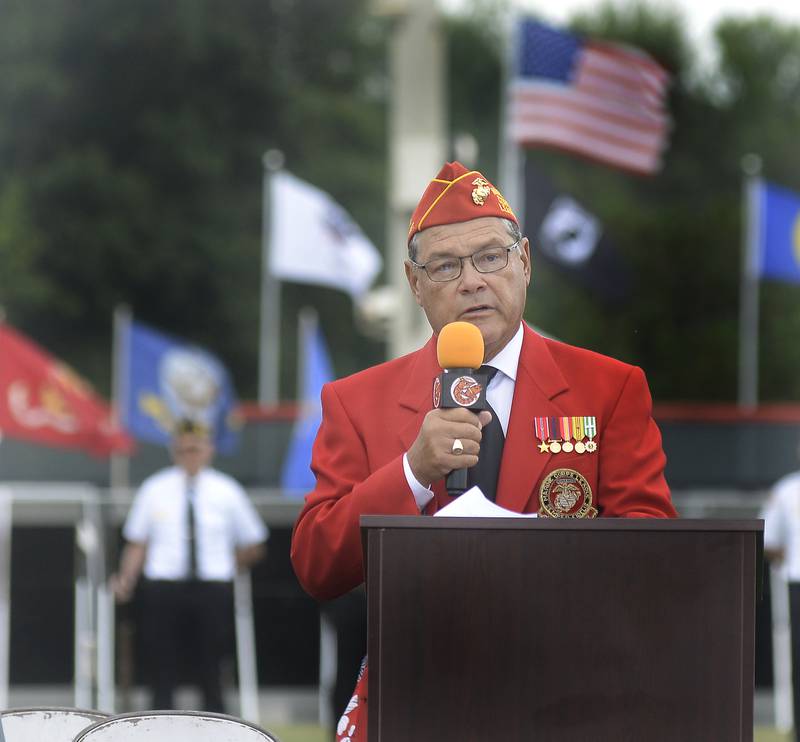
[{"x1": 291, "y1": 161, "x2": 676, "y2": 740}]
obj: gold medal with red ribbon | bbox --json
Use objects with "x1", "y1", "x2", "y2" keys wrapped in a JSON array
[{"x1": 534, "y1": 417, "x2": 551, "y2": 453}]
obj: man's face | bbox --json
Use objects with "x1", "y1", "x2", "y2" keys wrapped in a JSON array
[
  {"x1": 171, "y1": 432, "x2": 213, "y2": 476},
  {"x1": 405, "y1": 217, "x2": 531, "y2": 362}
]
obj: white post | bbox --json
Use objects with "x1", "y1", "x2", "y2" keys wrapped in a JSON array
[
  {"x1": 74, "y1": 576, "x2": 93, "y2": 708},
  {"x1": 738, "y1": 155, "x2": 762, "y2": 409},
  {"x1": 233, "y1": 570, "x2": 260, "y2": 724},
  {"x1": 770, "y1": 566, "x2": 794, "y2": 732},
  {"x1": 258, "y1": 150, "x2": 285, "y2": 406},
  {"x1": 0, "y1": 487, "x2": 12, "y2": 710},
  {"x1": 96, "y1": 584, "x2": 116, "y2": 713},
  {"x1": 318, "y1": 612, "x2": 337, "y2": 729}
]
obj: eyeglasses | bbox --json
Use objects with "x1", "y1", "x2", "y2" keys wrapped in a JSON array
[{"x1": 410, "y1": 240, "x2": 521, "y2": 282}]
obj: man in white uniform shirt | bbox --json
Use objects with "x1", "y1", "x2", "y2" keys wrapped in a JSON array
[
  {"x1": 763, "y1": 446, "x2": 800, "y2": 742},
  {"x1": 111, "y1": 419, "x2": 267, "y2": 712}
]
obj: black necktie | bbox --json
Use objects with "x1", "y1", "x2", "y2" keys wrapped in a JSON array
[
  {"x1": 468, "y1": 366, "x2": 505, "y2": 502},
  {"x1": 186, "y1": 480, "x2": 198, "y2": 580}
]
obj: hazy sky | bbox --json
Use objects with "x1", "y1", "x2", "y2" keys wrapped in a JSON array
[
  {"x1": 530, "y1": 0, "x2": 800, "y2": 50},
  {"x1": 444, "y1": 0, "x2": 800, "y2": 63}
]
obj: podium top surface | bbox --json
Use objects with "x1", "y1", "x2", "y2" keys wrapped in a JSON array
[{"x1": 360, "y1": 515, "x2": 763, "y2": 533}]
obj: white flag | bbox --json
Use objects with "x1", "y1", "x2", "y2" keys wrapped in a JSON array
[{"x1": 269, "y1": 171, "x2": 382, "y2": 297}]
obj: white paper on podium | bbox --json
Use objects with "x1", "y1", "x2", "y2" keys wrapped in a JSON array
[{"x1": 433, "y1": 486, "x2": 538, "y2": 518}]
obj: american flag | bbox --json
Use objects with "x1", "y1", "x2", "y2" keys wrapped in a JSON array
[{"x1": 508, "y1": 20, "x2": 671, "y2": 175}]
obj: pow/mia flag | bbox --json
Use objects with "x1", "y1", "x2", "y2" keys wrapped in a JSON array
[{"x1": 524, "y1": 161, "x2": 630, "y2": 303}]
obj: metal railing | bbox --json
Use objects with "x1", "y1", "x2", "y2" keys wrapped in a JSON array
[{"x1": 0, "y1": 483, "x2": 301, "y2": 722}]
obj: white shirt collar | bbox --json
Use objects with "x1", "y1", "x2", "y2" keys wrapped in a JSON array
[{"x1": 484, "y1": 323, "x2": 523, "y2": 382}]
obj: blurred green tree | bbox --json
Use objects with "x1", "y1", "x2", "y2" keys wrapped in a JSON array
[
  {"x1": 0, "y1": 0, "x2": 387, "y2": 397},
  {"x1": 2, "y1": 0, "x2": 800, "y2": 403},
  {"x1": 446, "y1": 1, "x2": 800, "y2": 402}
]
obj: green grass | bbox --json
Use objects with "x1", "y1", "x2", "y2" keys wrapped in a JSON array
[
  {"x1": 755, "y1": 729, "x2": 792, "y2": 742},
  {"x1": 267, "y1": 726, "x2": 790, "y2": 742},
  {"x1": 269, "y1": 724, "x2": 328, "y2": 742}
]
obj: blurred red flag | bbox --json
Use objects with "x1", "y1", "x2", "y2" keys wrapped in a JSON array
[{"x1": 0, "y1": 322, "x2": 133, "y2": 456}]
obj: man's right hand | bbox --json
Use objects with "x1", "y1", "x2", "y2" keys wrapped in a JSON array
[
  {"x1": 109, "y1": 572, "x2": 135, "y2": 604},
  {"x1": 407, "y1": 407, "x2": 492, "y2": 488}
]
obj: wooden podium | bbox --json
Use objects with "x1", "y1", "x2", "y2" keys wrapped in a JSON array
[{"x1": 361, "y1": 516, "x2": 763, "y2": 742}]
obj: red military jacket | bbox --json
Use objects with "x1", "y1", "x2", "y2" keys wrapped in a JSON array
[{"x1": 291, "y1": 323, "x2": 676, "y2": 739}]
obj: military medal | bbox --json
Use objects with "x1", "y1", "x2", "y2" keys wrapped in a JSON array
[
  {"x1": 535, "y1": 415, "x2": 598, "y2": 454},
  {"x1": 539, "y1": 468, "x2": 598, "y2": 518},
  {"x1": 571, "y1": 417, "x2": 585, "y2": 453},
  {"x1": 556, "y1": 417, "x2": 572, "y2": 452},
  {"x1": 547, "y1": 416, "x2": 563, "y2": 453},
  {"x1": 534, "y1": 417, "x2": 552, "y2": 453},
  {"x1": 584, "y1": 416, "x2": 598, "y2": 453}
]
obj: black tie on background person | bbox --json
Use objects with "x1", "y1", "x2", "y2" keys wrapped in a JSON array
[
  {"x1": 467, "y1": 366, "x2": 504, "y2": 502},
  {"x1": 186, "y1": 476, "x2": 197, "y2": 579}
]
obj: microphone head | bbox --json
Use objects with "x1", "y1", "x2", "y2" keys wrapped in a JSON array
[{"x1": 437, "y1": 321, "x2": 484, "y2": 370}]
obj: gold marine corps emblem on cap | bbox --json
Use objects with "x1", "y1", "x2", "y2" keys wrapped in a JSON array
[
  {"x1": 471, "y1": 177, "x2": 491, "y2": 206},
  {"x1": 539, "y1": 468, "x2": 597, "y2": 518}
]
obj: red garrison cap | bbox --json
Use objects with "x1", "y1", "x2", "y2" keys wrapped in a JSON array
[{"x1": 408, "y1": 161, "x2": 517, "y2": 244}]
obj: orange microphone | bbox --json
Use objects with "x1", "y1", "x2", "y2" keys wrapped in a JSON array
[
  {"x1": 435, "y1": 322, "x2": 490, "y2": 496},
  {"x1": 437, "y1": 321, "x2": 484, "y2": 370}
]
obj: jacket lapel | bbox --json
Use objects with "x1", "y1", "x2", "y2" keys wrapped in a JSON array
[
  {"x1": 397, "y1": 335, "x2": 450, "y2": 508},
  {"x1": 496, "y1": 326, "x2": 569, "y2": 513},
  {"x1": 397, "y1": 334, "x2": 439, "y2": 446}
]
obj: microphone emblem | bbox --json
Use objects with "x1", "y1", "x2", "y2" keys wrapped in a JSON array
[
  {"x1": 449, "y1": 376, "x2": 483, "y2": 407},
  {"x1": 432, "y1": 377, "x2": 442, "y2": 409}
]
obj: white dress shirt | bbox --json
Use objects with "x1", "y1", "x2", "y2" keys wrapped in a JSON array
[
  {"x1": 404, "y1": 323, "x2": 524, "y2": 510},
  {"x1": 124, "y1": 466, "x2": 268, "y2": 581},
  {"x1": 762, "y1": 470, "x2": 800, "y2": 581}
]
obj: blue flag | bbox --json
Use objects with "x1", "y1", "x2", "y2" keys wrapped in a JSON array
[
  {"x1": 121, "y1": 320, "x2": 241, "y2": 453},
  {"x1": 758, "y1": 181, "x2": 800, "y2": 284},
  {"x1": 281, "y1": 322, "x2": 334, "y2": 494}
]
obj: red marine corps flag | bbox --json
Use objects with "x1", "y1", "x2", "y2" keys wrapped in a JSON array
[{"x1": 0, "y1": 322, "x2": 132, "y2": 456}]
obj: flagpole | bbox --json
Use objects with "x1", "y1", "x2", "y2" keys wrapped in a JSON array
[
  {"x1": 738, "y1": 154, "x2": 762, "y2": 410},
  {"x1": 0, "y1": 487, "x2": 11, "y2": 711},
  {"x1": 105, "y1": 303, "x2": 133, "y2": 712},
  {"x1": 258, "y1": 150, "x2": 285, "y2": 406},
  {"x1": 499, "y1": 9, "x2": 524, "y2": 227},
  {"x1": 111, "y1": 304, "x2": 132, "y2": 491},
  {"x1": 296, "y1": 304, "x2": 338, "y2": 726},
  {"x1": 296, "y1": 307, "x2": 319, "y2": 408}
]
